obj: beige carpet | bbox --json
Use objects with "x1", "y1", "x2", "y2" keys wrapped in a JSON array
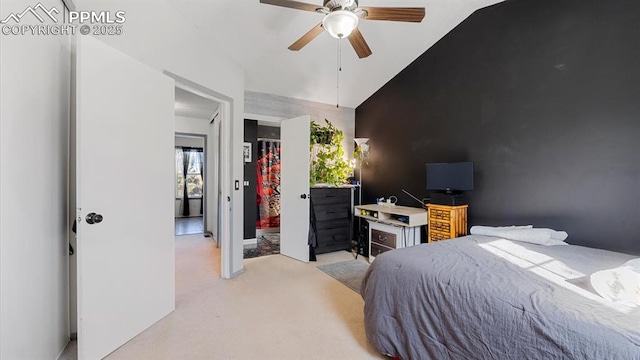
[
  {"x1": 317, "y1": 260, "x2": 370, "y2": 293},
  {"x1": 60, "y1": 234, "x2": 384, "y2": 359}
]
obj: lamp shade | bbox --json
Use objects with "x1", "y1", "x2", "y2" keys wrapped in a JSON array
[
  {"x1": 354, "y1": 138, "x2": 369, "y2": 158},
  {"x1": 322, "y1": 10, "x2": 359, "y2": 39}
]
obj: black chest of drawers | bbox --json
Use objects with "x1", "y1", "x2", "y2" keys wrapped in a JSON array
[{"x1": 310, "y1": 187, "x2": 354, "y2": 254}]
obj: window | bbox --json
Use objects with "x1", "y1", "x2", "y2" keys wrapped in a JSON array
[{"x1": 176, "y1": 148, "x2": 203, "y2": 198}]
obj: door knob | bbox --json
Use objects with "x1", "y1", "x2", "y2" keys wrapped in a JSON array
[
  {"x1": 86, "y1": 212, "x2": 104, "y2": 224},
  {"x1": 300, "y1": 194, "x2": 307, "y2": 199}
]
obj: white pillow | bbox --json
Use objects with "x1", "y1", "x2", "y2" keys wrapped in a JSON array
[
  {"x1": 535, "y1": 228, "x2": 569, "y2": 241},
  {"x1": 470, "y1": 226, "x2": 552, "y2": 245},
  {"x1": 494, "y1": 225, "x2": 533, "y2": 229},
  {"x1": 470, "y1": 226, "x2": 568, "y2": 246},
  {"x1": 590, "y1": 258, "x2": 640, "y2": 306},
  {"x1": 545, "y1": 238, "x2": 569, "y2": 246},
  {"x1": 626, "y1": 258, "x2": 640, "y2": 271}
]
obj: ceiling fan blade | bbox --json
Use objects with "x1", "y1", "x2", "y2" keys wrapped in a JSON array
[
  {"x1": 260, "y1": 0, "x2": 322, "y2": 13},
  {"x1": 347, "y1": 28, "x2": 372, "y2": 59},
  {"x1": 359, "y1": 7, "x2": 426, "y2": 22},
  {"x1": 288, "y1": 23, "x2": 324, "y2": 51}
]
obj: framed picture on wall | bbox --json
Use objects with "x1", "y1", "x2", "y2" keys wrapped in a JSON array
[{"x1": 243, "y1": 142, "x2": 252, "y2": 162}]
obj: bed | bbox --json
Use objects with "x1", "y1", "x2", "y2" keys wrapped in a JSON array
[{"x1": 360, "y1": 235, "x2": 640, "y2": 359}]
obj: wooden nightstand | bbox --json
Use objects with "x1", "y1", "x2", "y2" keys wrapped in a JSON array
[{"x1": 427, "y1": 204, "x2": 468, "y2": 242}]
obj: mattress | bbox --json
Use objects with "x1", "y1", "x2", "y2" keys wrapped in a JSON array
[{"x1": 361, "y1": 235, "x2": 640, "y2": 359}]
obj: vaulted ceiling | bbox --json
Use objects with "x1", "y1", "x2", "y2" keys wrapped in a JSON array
[
  {"x1": 167, "y1": 0, "x2": 504, "y2": 108},
  {"x1": 75, "y1": 0, "x2": 504, "y2": 109}
]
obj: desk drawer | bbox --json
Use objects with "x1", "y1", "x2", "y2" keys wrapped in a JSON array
[
  {"x1": 371, "y1": 242, "x2": 394, "y2": 258},
  {"x1": 371, "y1": 229, "x2": 396, "y2": 248}
]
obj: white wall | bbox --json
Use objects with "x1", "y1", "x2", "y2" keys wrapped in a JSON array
[
  {"x1": 245, "y1": 90, "x2": 356, "y2": 157},
  {"x1": 74, "y1": 0, "x2": 246, "y2": 277},
  {"x1": 0, "y1": 0, "x2": 71, "y2": 358},
  {"x1": 176, "y1": 116, "x2": 215, "y2": 134}
]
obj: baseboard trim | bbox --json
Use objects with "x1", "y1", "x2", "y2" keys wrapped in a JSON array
[
  {"x1": 230, "y1": 268, "x2": 245, "y2": 279},
  {"x1": 243, "y1": 238, "x2": 257, "y2": 246}
]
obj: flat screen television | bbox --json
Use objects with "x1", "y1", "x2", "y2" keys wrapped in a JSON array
[{"x1": 426, "y1": 162, "x2": 474, "y2": 192}]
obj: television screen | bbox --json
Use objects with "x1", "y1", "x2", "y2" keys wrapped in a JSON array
[{"x1": 426, "y1": 162, "x2": 474, "y2": 191}]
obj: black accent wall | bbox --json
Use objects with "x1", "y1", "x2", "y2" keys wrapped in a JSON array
[
  {"x1": 355, "y1": 0, "x2": 640, "y2": 254},
  {"x1": 243, "y1": 120, "x2": 258, "y2": 240}
]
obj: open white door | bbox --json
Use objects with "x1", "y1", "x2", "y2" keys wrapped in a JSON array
[
  {"x1": 75, "y1": 36, "x2": 175, "y2": 359},
  {"x1": 280, "y1": 115, "x2": 311, "y2": 262}
]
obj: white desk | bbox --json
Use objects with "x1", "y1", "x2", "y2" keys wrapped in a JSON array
[{"x1": 354, "y1": 204, "x2": 427, "y2": 261}]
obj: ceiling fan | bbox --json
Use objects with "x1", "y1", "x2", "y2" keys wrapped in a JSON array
[{"x1": 260, "y1": 0, "x2": 426, "y2": 58}]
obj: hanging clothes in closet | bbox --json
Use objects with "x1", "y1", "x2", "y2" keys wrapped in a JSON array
[{"x1": 256, "y1": 139, "x2": 281, "y2": 229}]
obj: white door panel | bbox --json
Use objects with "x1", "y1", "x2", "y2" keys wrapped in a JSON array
[
  {"x1": 76, "y1": 35, "x2": 175, "y2": 360},
  {"x1": 280, "y1": 115, "x2": 310, "y2": 262}
]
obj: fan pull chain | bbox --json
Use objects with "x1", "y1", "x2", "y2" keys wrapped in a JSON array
[{"x1": 336, "y1": 39, "x2": 342, "y2": 108}]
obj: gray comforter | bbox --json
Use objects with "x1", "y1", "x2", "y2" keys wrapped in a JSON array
[{"x1": 361, "y1": 235, "x2": 640, "y2": 360}]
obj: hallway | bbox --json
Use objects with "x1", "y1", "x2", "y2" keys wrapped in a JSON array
[{"x1": 175, "y1": 217, "x2": 204, "y2": 236}]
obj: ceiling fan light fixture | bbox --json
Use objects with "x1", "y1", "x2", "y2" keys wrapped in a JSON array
[{"x1": 322, "y1": 10, "x2": 359, "y2": 39}]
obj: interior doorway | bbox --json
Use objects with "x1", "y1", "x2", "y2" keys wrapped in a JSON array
[
  {"x1": 171, "y1": 76, "x2": 235, "y2": 279},
  {"x1": 174, "y1": 85, "x2": 219, "y2": 240},
  {"x1": 243, "y1": 115, "x2": 283, "y2": 259},
  {"x1": 174, "y1": 134, "x2": 206, "y2": 236}
]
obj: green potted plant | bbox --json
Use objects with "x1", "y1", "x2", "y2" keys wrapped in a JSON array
[{"x1": 310, "y1": 119, "x2": 351, "y2": 186}]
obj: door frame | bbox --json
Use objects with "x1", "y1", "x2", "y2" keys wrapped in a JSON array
[
  {"x1": 243, "y1": 113, "x2": 282, "y2": 242},
  {"x1": 243, "y1": 114, "x2": 313, "y2": 263},
  {"x1": 244, "y1": 113, "x2": 284, "y2": 125},
  {"x1": 169, "y1": 73, "x2": 234, "y2": 279},
  {"x1": 174, "y1": 133, "x2": 208, "y2": 231}
]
